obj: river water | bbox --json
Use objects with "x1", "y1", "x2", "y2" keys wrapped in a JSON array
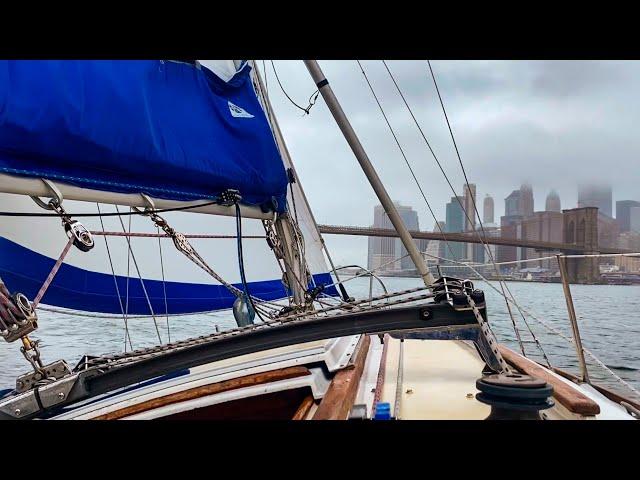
[{"x1": 1, "y1": 278, "x2": 639, "y2": 401}]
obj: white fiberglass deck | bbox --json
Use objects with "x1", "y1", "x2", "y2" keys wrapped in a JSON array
[{"x1": 380, "y1": 339, "x2": 490, "y2": 420}]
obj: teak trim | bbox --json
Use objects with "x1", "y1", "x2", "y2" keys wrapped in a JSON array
[
  {"x1": 94, "y1": 366, "x2": 311, "y2": 420},
  {"x1": 291, "y1": 395, "x2": 315, "y2": 420},
  {"x1": 552, "y1": 366, "x2": 640, "y2": 411},
  {"x1": 312, "y1": 335, "x2": 371, "y2": 420}
]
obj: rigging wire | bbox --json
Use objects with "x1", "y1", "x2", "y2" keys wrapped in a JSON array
[
  {"x1": 96, "y1": 202, "x2": 133, "y2": 351},
  {"x1": 423, "y1": 252, "x2": 555, "y2": 367},
  {"x1": 424, "y1": 59, "x2": 529, "y2": 353},
  {"x1": 270, "y1": 60, "x2": 320, "y2": 115},
  {"x1": 452, "y1": 253, "x2": 639, "y2": 397},
  {"x1": 115, "y1": 205, "x2": 163, "y2": 344},
  {"x1": 380, "y1": 59, "x2": 526, "y2": 355},
  {"x1": 355, "y1": 60, "x2": 462, "y2": 267},
  {"x1": 124, "y1": 208, "x2": 132, "y2": 349},
  {"x1": 157, "y1": 225, "x2": 171, "y2": 343}
]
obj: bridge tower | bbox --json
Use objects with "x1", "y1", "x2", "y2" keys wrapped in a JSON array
[{"x1": 562, "y1": 207, "x2": 600, "y2": 283}]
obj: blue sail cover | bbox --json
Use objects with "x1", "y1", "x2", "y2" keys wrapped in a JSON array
[{"x1": 0, "y1": 60, "x2": 288, "y2": 212}]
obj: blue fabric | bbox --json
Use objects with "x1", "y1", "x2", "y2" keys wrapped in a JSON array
[
  {"x1": 0, "y1": 236, "x2": 338, "y2": 314},
  {"x1": 0, "y1": 60, "x2": 288, "y2": 212}
]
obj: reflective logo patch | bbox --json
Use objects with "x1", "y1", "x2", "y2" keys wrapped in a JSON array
[{"x1": 228, "y1": 101, "x2": 254, "y2": 118}]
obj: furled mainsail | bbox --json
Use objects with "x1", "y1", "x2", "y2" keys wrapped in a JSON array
[{"x1": 0, "y1": 60, "x2": 288, "y2": 212}]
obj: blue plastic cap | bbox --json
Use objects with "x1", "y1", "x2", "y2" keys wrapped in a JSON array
[{"x1": 373, "y1": 402, "x2": 392, "y2": 420}]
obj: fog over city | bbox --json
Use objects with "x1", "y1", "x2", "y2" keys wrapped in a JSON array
[{"x1": 262, "y1": 60, "x2": 640, "y2": 265}]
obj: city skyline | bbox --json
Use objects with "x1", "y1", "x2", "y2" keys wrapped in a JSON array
[
  {"x1": 366, "y1": 180, "x2": 638, "y2": 272},
  {"x1": 372, "y1": 181, "x2": 637, "y2": 236},
  {"x1": 264, "y1": 61, "x2": 640, "y2": 266}
]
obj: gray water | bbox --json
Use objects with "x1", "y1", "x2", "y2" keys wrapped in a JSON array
[{"x1": 1, "y1": 278, "x2": 639, "y2": 401}]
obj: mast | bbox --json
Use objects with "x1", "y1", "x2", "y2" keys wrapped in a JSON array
[
  {"x1": 303, "y1": 60, "x2": 434, "y2": 287},
  {"x1": 251, "y1": 61, "x2": 351, "y2": 302},
  {"x1": 249, "y1": 63, "x2": 310, "y2": 306}
]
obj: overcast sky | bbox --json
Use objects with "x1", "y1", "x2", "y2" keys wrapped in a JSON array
[{"x1": 260, "y1": 60, "x2": 640, "y2": 266}]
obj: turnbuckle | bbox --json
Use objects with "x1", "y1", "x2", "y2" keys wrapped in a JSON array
[{"x1": 141, "y1": 207, "x2": 196, "y2": 258}]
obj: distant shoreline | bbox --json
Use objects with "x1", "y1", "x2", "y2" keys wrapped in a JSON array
[{"x1": 338, "y1": 271, "x2": 640, "y2": 286}]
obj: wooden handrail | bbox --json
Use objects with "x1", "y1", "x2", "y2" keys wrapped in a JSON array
[{"x1": 498, "y1": 345, "x2": 600, "y2": 416}]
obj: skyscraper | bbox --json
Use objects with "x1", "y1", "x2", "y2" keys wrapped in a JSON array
[
  {"x1": 545, "y1": 190, "x2": 561, "y2": 212},
  {"x1": 578, "y1": 184, "x2": 612, "y2": 218},
  {"x1": 631, "y1": 207, "x2": 640, "y2": 233},
  {"x1": 616, "y1": 200, "x2": 640, "y2": 232},
  {"x1": 368, "y1": 205, "x2": 396, "y2": 271},
  {"x1": 367, "y1": 203, "x2": 423, "y2": 272},
  {"x1": 520, "y1": 183, "x2": 534, "y2": 217},
  {"x1": 462, "y1": 183, "x2": 476, "y2": 261},
  {"x1": 500, "y1": 187, "x2": 524, "y2": 266},
  {"x1": 462, "y1": 183, "x2": 476, "y2": 231},
  {"x1": 505, "y1": 190, "x2": 521, "y2": 217},
  {"x1": 483, "y1": 194, "x2": 494, "y2": 224},
  {"x1": 445, "y1": 196, "x2": 465, "y2": 261}
]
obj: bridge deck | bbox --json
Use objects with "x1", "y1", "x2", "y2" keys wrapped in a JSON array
[{"x1": 317, "y1": 225, "x2": 630, "y2": 255}]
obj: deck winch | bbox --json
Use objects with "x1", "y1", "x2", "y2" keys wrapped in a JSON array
[{"x1": 476, "y1": 373, "x2": 554, "y2": 420}]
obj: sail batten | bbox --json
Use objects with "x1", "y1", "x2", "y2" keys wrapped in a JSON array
[{"x1": 0, "y1": 60, "x2": 288, "y2": 212}]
